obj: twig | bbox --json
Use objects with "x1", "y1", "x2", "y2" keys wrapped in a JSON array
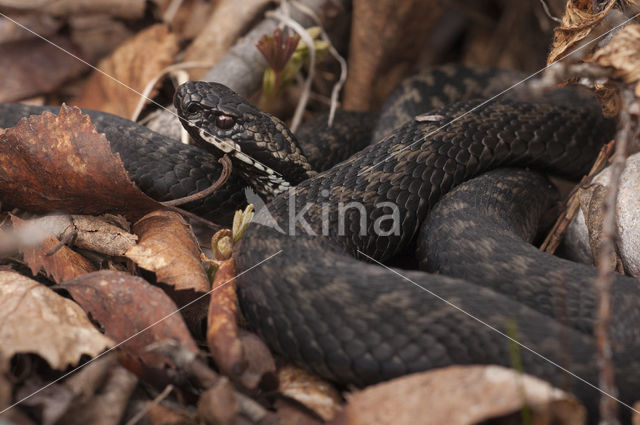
[
  {"x1": 266, "y1": 10, "x2": 316, "y2": 132},
  {"x1": 161, "y1": 156, "x2": 232, "y2": 207},
  {"x1": 124, "y1": 384, "x2": 175, "y2": 425},
  {"x1": 538, "y1": 0, "x2": 562, "y2": 24},
  {"x1": 289, "y1": 0, "x2": 348, "y2": 126},
  {"x1": 540, "y1": 140, "x2": 615, "y2": 253},
  {"x1": 594, "y1": 88, "x2": 638, "y2": 425},
  {"x1": 147, "y1": 341, "x2": 275, "y2": 424}
]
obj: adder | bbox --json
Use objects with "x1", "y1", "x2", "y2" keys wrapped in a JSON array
[{"x1": 1, "y1": 66, "x2": 638, "y2": 419}]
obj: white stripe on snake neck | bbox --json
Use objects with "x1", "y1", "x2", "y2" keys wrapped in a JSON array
[{"x1": 189, "y1": 123, "x2": 292, "y2": 195}]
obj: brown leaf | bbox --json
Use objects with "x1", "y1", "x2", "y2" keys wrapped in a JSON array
[
  {"x1": 0, "y1": 271, "x2": 114, "y2": 369},
  {"x1": 0, "y1": 105, "x2": 162, "y2": 220},
  {"x1": 126, "y1": 210, "x2": 209, "y2": 293},
  {"x1": 61, "y1": 270, "x2": 199, "y2": 370},
  {"x1": 278, "y1": 365, "x2": 342, "y2": 421},
  {"x1": 12, "y1": 216, "x2": 96, "y2": 283},
  {"x1": 144, "y1": 402, "x2": 198, "y2": 425},
  {"x1": 547, "y1": 0, "x2": 617, "y2": 64},
  {"x1": 73, "y1": 24, "x2": 178, "y2": 118},
  {"x1": 592, "y1": 24, "x2": 640, "y2": 97},
  {"x1": 341, "y1": 366, "x2": 585, "y2": 425},
  {"x1": 0, "y1": 36, "x2": 87, "y2": 102}
]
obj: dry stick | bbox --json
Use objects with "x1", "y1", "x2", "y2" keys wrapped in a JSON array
[
  {"x1": 540, "y1": 140, "x2": 615, "y2": 253},
  {"x1": 148, "y1": 341, "x2": 275, "y2": 424},
  {"x1": 124, "y1": 384, "x2": 175, "y2": 425},
  {"x1": 161, "y1": 156, "x2": 232, "y2": 207},
  {"x1": 538, "y1": 0, "x2": 562, "y2": 23},
  {"x1": 594, "y1": 88, "x2": 638, "y2": 425}
]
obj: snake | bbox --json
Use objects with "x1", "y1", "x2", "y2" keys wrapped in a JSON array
[{"x1": 1, "y1": 66, "x2": 638, "y2": 418}]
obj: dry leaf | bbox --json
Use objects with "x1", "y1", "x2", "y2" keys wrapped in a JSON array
[
  {"x1": 207, "y1": 257, "x2": 276, "y2": 389},
  {"x1": 278, "y1": 365, "x2": 342, "y2": 421},
  {"x1": 0, "y1": 271, "x2": 114, "y2": 369},
  {"x1": 126, "y1": 210, "x2": 209, "y2": 293},
  {"x1": 144, "y1": 402, "x2": 198, "y2": 425},
  {"x1": 547, "y1": 0, "x2": 618, "y2": 64},
  {"x1": 62, "y1": 270, "x2": 199, "y2": 371},
  {"x1": 73, "y1": 24, "x2": 178, "y2": 118},
  {"x1": 340, "y1": 366, "x2": 585, "y2": 425},
  {"x1": 0, "y1": 36, "x2": 87, "y2": 102},
  {"x1": 0, "y1": 105, "x2": 162, "y2": 220},
  {"x1": 21, "y1": 229, "x2": 96, "y2": 283},
  {"x1": 592, "y1": 24, "x2": 640, "y2": 96}
]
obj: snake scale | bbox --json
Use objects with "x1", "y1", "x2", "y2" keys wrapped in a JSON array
[{"x1": 1, "y1": 66, "x2": 639, "y2": 418}]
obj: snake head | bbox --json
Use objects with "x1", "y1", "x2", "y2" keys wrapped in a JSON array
[{"x1": 174, "y1": 81, "x2": 314, "y2": 197}]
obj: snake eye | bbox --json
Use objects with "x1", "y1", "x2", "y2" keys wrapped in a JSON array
[
  {"x1": 184, "y1": 102, "x2": 199, "y2": 114},
  {"x1": 216, "y1": 114, "x2": 235, "y2": 130}
]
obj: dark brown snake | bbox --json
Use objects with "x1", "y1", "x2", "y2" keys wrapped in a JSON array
[{"x1": 1, "y1": 66, "x2": 638, "y2": 420}]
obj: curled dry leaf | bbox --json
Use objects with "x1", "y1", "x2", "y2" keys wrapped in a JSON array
[
  {"x1": 547, "y1": 0, "x2": 618, "y2": 64},
  {"x1": 592, "y1": 24, "x2": 640, "y2": 96},
  {"x1": 61, "y1": 270, "x2": 199, "y2": 371},
  {"x1": 207, "y1": 258, "x2": 245, "y2": 381},
  {"x1": 278, "y1": 365, "x2": 342, "y2": 421},
  {"x1": 0, "y1": 105, "x2": 162, "y2": 220},
  {"x1": 206, "y1": 256, "x2": 276, "y2": 389},
  {"x1": 340, "y1": 366, "x2": 585, "y2": 425},
  {"x1": 0, "y1": 271, "x2": 114, "y2": 369},
  {"x1": 0, "y1": 36, "x2": 87, "y2": 102},
  {"x1": 73, "y1": 24, "x2": 178, "y2": 118},
  {"x1": 126, "y1": 210, "x2": 209, "y2": 293}
]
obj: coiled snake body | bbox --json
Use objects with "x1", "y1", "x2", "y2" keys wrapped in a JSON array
[{"x1": 2, "y1": 66, "x2": 639, "y2": 416}]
